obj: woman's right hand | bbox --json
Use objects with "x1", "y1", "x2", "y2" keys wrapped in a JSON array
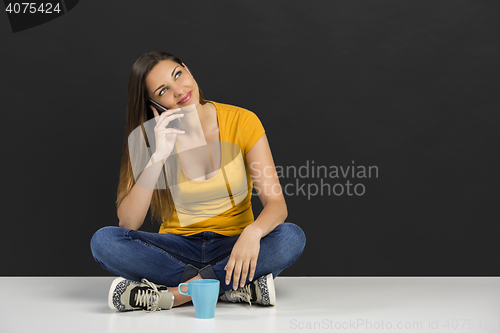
[{"x1": 150, "y1": 106, "x2": 185, "y2": 160}]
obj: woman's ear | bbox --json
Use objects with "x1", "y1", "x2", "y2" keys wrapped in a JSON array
[{"x1": 182, "y1": 62, "x2": 192, "y2": 75}]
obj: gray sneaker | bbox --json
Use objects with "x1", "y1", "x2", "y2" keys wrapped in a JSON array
[
  {"x1": 220, "y1": 273, "x2": 276, "y2": 306},
  {"x1": 108, "y1": 277, "x2": 174, "y2": 312}
]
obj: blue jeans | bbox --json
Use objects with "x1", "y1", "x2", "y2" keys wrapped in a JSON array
[{"x1": 90, "y1": 222, "x2": 306, "y2": 296}]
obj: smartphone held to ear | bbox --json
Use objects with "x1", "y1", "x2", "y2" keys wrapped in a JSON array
[{"x1": 148, "y1": 99, "x2": 184, "y2": 131}]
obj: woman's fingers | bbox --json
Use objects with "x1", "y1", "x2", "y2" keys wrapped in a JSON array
[
  {"x1": 248, "y1": 260, "x2": 257, "y2": 282},
  {"x1": 232, "y1": 261, "x2": 243, "y2": 290},
  {"x1": 225, "y1": 259, "x2": 235, "y2": 287},
  {"x1": 157, "y1": 127, "x2": 185, "y2": 136},
  {"x1": 150, "y1": 107, "x2": 185, "y2": 159},
  {"x1": 238, "y1": 260, "x2": 251, "y2": 288},
  {"x1": 225, "y1": 258, "x2": 259, "y2": 289},
  {"x1": 151, "y1": 105, "x2": 159, "y2": 119},
  {"x1": 150, "y1": 105, "x2": 161, "y2": 125},
  {"x1": 155, "y1": 109, "x2": 184, "y2": 129},
  {"x1": 157, "y1": 114, "x2": 184, "y2": 134},
  {"x1": 227, "y1": 259, "x2": 253, "y2": 290},
  {"x1": 224, "y1": 257, "x2": 245, "y2": 290}
]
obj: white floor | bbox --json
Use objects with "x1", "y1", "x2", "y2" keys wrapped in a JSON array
[{"x1": 1, "y1": 277, "x2": 500, "y2": 333}]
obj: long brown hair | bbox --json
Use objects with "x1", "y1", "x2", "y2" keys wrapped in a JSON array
[{"x1": 116, "y1": 51, "x2": 207, "y2": 226}]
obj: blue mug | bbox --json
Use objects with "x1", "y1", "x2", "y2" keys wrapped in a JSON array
[{"x1": 178, "y1": 279, "x2": 220, "y2": 319}]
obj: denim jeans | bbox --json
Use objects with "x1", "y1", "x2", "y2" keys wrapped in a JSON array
[{"x1": 90, "y1": 222, "x2": 306, "y2": 296}]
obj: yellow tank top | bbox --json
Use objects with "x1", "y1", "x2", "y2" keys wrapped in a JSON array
[{"x1": 158, "y1": 101, "x2": 265, "y2": 236}]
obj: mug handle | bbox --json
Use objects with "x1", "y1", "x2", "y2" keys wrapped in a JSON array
[{"x1": 178, "y1": 283, "x2": 190, "y2": 296}]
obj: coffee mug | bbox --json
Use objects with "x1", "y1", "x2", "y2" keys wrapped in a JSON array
[{"x1": 178, "y1": 279, "x2": 220, "y2": 319}]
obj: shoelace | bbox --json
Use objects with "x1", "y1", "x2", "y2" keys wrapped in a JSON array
[
  {"x1": 228, "y1": 284, "x2": 253, "y2": 306},
  {"x1": 134, "y1": 278, "x2": 161, "y2": 312}
]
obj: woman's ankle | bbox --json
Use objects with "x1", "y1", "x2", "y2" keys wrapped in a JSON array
[{"x1": 171, "y1": 273, "x2": 203, "y2": 307}]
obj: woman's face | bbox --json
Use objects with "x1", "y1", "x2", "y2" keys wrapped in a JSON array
[{"x1": 145, "y1": 59, "x2": 199, "y2": 109}]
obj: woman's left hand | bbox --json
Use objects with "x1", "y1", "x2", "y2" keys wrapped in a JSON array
[{"x1": 225, "y1": 226, "x2": 262, "y2": 290}]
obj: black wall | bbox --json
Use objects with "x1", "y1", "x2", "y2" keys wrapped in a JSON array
[{"x1": 1, "y1": 0, "x2": 499, "y2": 276}]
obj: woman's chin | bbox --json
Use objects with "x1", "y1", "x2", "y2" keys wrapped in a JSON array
[{"x1": 179, "y1": 103, "x2": 198, "y2": 113}]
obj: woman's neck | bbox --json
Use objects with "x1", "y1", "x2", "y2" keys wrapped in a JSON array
[
  {"x1": 174, "y1": 102, "x2": 215, "y2": 147},
  {"x1": 180, "y1": 103, "x2": 215, "y2": 135}
]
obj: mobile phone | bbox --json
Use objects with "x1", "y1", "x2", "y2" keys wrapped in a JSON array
[{"x1": 147, "y1": 99, "x2": 184, "y2": 130}]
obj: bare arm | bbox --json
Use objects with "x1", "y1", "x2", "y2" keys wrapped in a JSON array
[
  {"x1": 117, "y1": 153, "x2": 166, "y2": 230},
  {"x1": 225, "y1": 133, "x2": 288, "y2": 289},
  {"x1": 118, "y1": 105, "x2": 185, "y2": 230}
]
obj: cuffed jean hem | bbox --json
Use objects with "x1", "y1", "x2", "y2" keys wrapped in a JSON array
[
  {"x1": 199, "y1": 265, "x2": 225, "y2": 296},
  {"x1": 180, "y1": 264, "x2": 200, "y2": 283}
]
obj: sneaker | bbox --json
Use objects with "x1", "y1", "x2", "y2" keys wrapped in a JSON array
[
  {"x1": 108, "y1": 277, "x2": 174, "y2": 312},
  {"x1": 220, "y1": 273, "x2": 276, "y2": 306}
]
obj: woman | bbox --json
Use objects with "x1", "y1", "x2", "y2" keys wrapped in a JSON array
[{"x1": 90, "y1": 51, "x2": 306, "y2": 312}]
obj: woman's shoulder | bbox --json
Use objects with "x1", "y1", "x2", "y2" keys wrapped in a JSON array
[
  {"x1": 208, "y1": 100, "x2": 260, "y2": 122},
  {"x1": 208, "y1": 100, "x2": 254, "y2": 114},
  {"x1": 208, "y1": 101, "x2": 265, "y2": 155}
]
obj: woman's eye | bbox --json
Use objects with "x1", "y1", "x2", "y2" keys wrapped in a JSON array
[{"x1": 158, "y1": 71, "x2": 181, "y2": 96}]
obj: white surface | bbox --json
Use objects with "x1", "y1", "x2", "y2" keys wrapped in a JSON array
[{"x1": 1, "y1": 277, "x2": 499, "y2": 333}]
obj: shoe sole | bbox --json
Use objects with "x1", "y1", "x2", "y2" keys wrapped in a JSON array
[
  {"x1": 108, "y1": 277, "x2": 127, "y2": 310},
  {"x1": 265, "y1": 273, "x2": 276, "y2": 306}
]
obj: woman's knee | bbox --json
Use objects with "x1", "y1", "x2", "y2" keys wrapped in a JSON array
[
  {"x1": 268, "y1": 222, "x2": 306, "y2": 262},
  {"x1": 276, "y1": 222, "x2": 306, "y2": 251},
  {"x1": 90, "y1": 226, "x2": 124, "y2": 260}
]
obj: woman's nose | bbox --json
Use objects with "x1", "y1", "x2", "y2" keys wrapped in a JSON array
[{"x1": 173, "y1": 85, "x2": 184, "y2": 97}]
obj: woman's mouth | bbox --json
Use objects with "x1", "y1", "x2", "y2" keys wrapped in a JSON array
[{"x1": 178, "y1": 91, "x2": 192, "y2": 104}]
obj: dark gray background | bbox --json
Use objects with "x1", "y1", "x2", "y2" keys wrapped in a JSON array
[{"x1": 1, "y1": 0, "x2": 498, "y2": 276}]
